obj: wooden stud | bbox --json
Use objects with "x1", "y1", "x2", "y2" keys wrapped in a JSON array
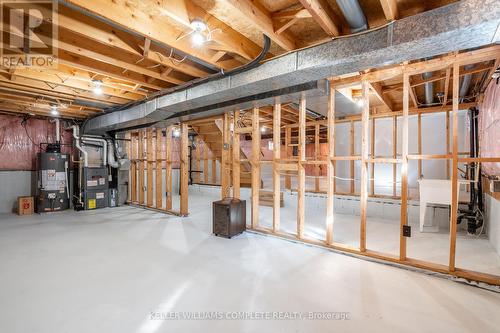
[
  {"x1": 360, "y1": 81, "x2": 370, "y2": 252},
  {"x1": 251, "y1": 107, "x2": 260, "y2": 228},
  {"x1": 273, "y1": 98, "x2": 281, "y2": 233},
  {"x1": 232, "y1": 110, "x2": 241, "y2": 199},
  {"x1": 400, "y1": 72, "x2": 410, "y2": 260},
  {"x1": 371, "y1": 117, "x2": 375, "y2": 195},
  {"x1": 326, "y1": 84, "x2": 335, "y2": 245},
  {"x1": 314, "y1": 123, "x2": 320, "y2": 192},
  {"x1": 138, "y1": 130, "x2": 145, "y2": 205},
  {"x1": 392, "y1": 116, "x2": 397, "y2": 197},
  {"x1": 221, "y1": 112, "x2": 231, "y2": 198},
  {"x1": 350, "y1": 120, "x2": 355, "y2": 194},
  {"x1": 194, "y1": 137, "x2": 201, "y2": 183},
  {"x1": 165, "y1": 126, "x2": 173, "y2": 211},
  {"x1": 180, "y1": 124, "x2": 189, "y2": 216},
  {"x1": 212, "y1": 159, "x2": 217, "y2": 184},
  {"x1": 446, "y1": 110, "x2": 451, "y2": 179},
  {"x1": 297, "y1": 96, "x2": 306, "y2": 239},
  {"x1": 285, "y1": 127, "x2": 292, "y2": 189},
  {"x1": 449, "y1": 62, "x2": 460, "y2": 272},
  {"x1": 204, "y1": 142, "x2": 209, "y2": 184},
  {"x1": 146, "y1": 129, "x2": 154, "y2": 207},
  {"x1": 130, "y1": 132, "x2": 137, "y2": 203},
  {"x1": 418, "y1": 113, "x2": 422, "y2": 178},
  {"x1": 156, "y1": 128, "x2": 163, "y2": 209}
]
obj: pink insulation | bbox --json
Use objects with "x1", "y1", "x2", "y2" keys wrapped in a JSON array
[
  {"x1": 0, "y1": 114, "x2": 73, "y2": 171},
  {"x1": 479, "y1": 80, "x2": 500, "y2": 176}
]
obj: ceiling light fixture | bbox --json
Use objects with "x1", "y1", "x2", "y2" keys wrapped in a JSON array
[
  {"x1": 192, "y1": 31, "x2": 205, "y2": 47},
  {"x1": 50, "y1": 105, "x2": 59, "y2": 116},
  {"x1": 173, "y1": 127, "x2": 181, "y2": 138},
  {"x1": 92, "y1": 80, "x2": 103, "y2": 95},
  {"x1": 190, "y1": 19, "x2": 207, "y2": 32},
  {"x1": 356, "y1": 98, "x2": 364, "y2": 107}
]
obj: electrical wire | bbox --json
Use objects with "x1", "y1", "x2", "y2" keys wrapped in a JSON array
[{"x1": 21, "y1": 117, "x2": 46, "y2": 152}]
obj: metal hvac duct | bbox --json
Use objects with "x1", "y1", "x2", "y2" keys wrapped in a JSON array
[
  {"x1": 336, "y1": 0, "x2": 368, "y2": 32},
  {"x1": 422, "y1": 72, "x2": 434, "y2": 105},
  {"x1": 460, "y1": 64, "x2": 475, "y2": 102}
]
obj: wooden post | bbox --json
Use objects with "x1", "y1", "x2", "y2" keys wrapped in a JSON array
[
  {"x1": 212, "y1": 159, "x2": 217, "y2": 184},
  {"x1": 221, "y1": 112, "x2": 231, "y2": 199},
  {"x1": 297, "y1": 95, "x2": 306, "y2": 239},
  {"x1": 203, "y1": 143, "x2": 209, "y2": 184},
  {"x1": 251, "y1": 107, "x2": 260, "y2": 228},
  {"x1": 130, "y1": 132, "x2": 137, "y2": 203},
  {"x1": 165, "y1": 126, "x2": 173, "y2": 211},
  {"x1": 273, "y1": 98, "x2": 281, "y2": 232},
  {"x1": 285, "y1": 127, "x2": 292, "y2": 189},
  {"x1": 146, "y1": 129, "x2": 153, "y2": 207},
  {"x1": 360, "y1": 81, "x2": 370, "y2": 252},
  {"x1": 418, "y1": 113, "x2": 422, "y2": 178},
  {"x1": 446, "y1": 110, "x2": 450, "y2": 179},
  {"x1": 350, "y1": 120, "x2": 355, "y2": 194},
  {"x1": 371, "y1": 117, "x2": 375, "y2": 195},
  {"x1": 232, "y1": 110, "x2": 241, "y2": 199},
  {"x1": 393, "y1": 116, "x2": 397, "y2": 197},
  {"x1": 138, "y1": 130, "x2": 145, "y2": 205},
  {"x1": 400, "y1": 72, "x2": 410, "y2": 260},
  {"x1": 194, "y1": 137, "x2": 200, "y2": 183},
  {"x1": 156, "y1": 128, "x2": 163, "y2": 209},
  {"x1": 326, "y1": 84, "x2": 335, "y2": 244},
  {"x1": 315, "y1": 123, "x2": 320, "y2": 192},
  {"x1": 449, "y1": 62, "x2": 459, "y2": 271},
  {"x1": 180, "y1": 124, "x2": 189, "y2": 216}
]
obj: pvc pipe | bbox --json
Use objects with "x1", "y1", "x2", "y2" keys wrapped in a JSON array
[
  {"x1": 72, "y1": 126, "x2": 88, "y2": 167},
  {"x1": 55, "y1": 118, "x2": 60, "y2": 143}
]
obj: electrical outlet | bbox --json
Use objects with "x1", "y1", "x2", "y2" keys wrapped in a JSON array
[{"x1": 403, "y1": 225, "x2": 411, "y2": 237}]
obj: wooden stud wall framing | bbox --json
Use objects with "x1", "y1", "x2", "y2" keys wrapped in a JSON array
[
  {"x1": 285, "y1": 127, "x2": 292, "y2": 189},
  {"x1": 242, "y1": 51, "x2": 500, "y2": 285},
  {"x1": 126, "y1": 125, "x2": 185, "y2": 216}
]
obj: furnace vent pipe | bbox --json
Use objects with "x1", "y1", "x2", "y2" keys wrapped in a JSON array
[
  {"x1": 336, "y1": 0, "x2": 368, "y2": 32},
  {"x1": 71, "y1": 126, "x2": 88, "y2": 168}
]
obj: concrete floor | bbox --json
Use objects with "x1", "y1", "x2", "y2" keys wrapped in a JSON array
[{"x1": 1, "y1": 191, "x2": 500, "y2": 332}]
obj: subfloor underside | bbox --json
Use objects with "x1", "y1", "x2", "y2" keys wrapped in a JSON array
[{"x1": 0, "y1": 189, "x2": 500, "y2": 332}]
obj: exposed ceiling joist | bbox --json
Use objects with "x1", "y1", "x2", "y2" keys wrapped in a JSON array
[
  {"x1": 224, "y1": 0, "x2": 297, "y2": 51},
  {"x1": 379, "y1": 0, "x2": 399, "y2": 21},
  {"x1": 298, "y1": 0, "x2": 340, "y2": 36},
  {"x1": 64, "y1": 0, "x2": 247, "y2": 69}
]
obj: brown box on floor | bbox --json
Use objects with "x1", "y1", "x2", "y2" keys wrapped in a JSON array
[{"x1": 18, "y1": 196, "x2": 34, "y2": 216}]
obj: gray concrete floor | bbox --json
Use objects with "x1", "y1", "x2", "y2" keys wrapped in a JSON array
[{"x1": 1, "y1": 192, "x2": 500, "y2": 333}]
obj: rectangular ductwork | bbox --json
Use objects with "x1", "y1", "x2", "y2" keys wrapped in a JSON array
[{"x1": 83, "y1": 0, "x2": 500, "y2": 135}]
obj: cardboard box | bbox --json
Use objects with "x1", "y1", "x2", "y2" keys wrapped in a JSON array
[{"x1": 18, "y1": 196, "x2": 34, "y2": 216}]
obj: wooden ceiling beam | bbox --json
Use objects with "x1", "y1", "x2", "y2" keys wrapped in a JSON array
[
  {"x1": 224, "y1": 0, "x2": 296, "y2": 51},
  {"x1": 379, "y1": 0, "x2": 399, "y2": 21},
  {"x1": 0, "y1": 74, "x2": 129, "y2": 105},
  {"x1": 298, "y1": 0, "x2": 340, "y2": 36}
]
